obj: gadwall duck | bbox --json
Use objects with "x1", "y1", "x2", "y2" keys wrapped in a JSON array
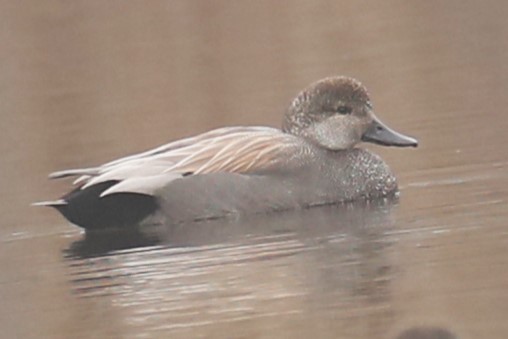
[{"x1": 36, "y1": 76, "x2": 417, "y2": 230}]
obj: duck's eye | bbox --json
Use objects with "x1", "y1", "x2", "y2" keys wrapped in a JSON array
[{"x1": 336, "y1": 106, "x2": 352, "y2": 115}]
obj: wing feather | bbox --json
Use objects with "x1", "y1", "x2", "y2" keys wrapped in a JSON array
[{"x1": 49, "y1": 126, "x2": 301, "y2": 196}]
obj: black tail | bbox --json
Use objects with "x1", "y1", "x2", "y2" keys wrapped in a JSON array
[{"x1": 48, "y1": 181, "x2": 158, "y2": 231}]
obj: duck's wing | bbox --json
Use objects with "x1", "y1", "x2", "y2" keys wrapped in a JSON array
[{"x1": 49, "y1": 126, "x2": 303, "y2": 197}]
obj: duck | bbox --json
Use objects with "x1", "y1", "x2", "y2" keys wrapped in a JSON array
[{"x1": 36, "y1": 76, "x2": 417, "y2": 231}]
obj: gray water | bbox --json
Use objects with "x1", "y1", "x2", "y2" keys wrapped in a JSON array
[{"x1": 1, "y1": 1, "x2": 508, "y2": 338}]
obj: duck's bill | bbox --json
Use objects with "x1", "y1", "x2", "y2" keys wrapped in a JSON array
[{"x1": 362, "y1": 117, "x2": 418, "y2": 147}]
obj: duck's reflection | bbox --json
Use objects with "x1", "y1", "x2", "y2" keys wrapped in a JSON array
[
  {"x1": 64, "y1": 228, "x2": 158, "y2": 259},
  {"x1": 64, "y1": 197, "x2": 400, "y2": 337}
]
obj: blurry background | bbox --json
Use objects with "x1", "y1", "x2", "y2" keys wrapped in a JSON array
[{"x1": 1, "y1": 1, "x2": 507, "y2": 338}]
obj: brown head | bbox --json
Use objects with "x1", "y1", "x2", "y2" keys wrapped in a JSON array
[{"x1": 282, "y1": 76, "x2": 418, "y2": 150}]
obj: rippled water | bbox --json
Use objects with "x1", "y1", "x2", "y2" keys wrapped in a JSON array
[{"x1": 1, "y1": 1, "x2": 508, "y2": 338}]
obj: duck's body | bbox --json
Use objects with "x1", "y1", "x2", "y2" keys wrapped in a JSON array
[
  {"x1": 153, "y1": 147, "x2": 396, "y2": 225},
  {"x1": 37, "y1": 76, "x2": 417, "y2": 230}
]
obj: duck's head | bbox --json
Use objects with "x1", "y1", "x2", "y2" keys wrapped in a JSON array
[{"x1": 282, "y1": 76, "x2": 418, "y2": 150}]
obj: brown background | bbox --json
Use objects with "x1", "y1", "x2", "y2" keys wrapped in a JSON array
[{"x1": 1, "y1": 1, "x2": 507, "y2": 338}]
